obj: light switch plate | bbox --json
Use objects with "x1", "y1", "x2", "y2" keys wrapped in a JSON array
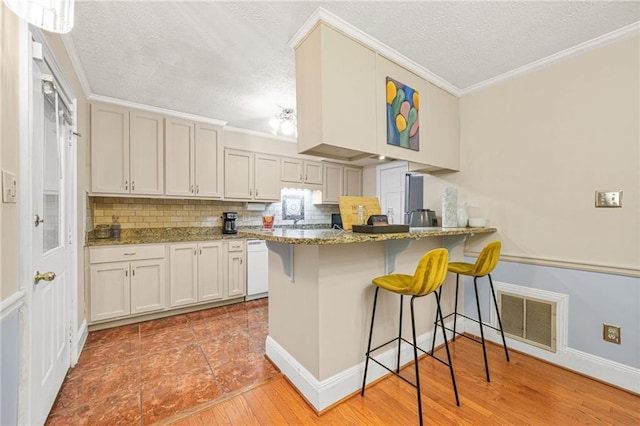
[
  {"x1": 2, "y1": 170, "x2": 17, "y2": 203},
  {"x1": 595, "y1": 190, "x2": 622, "y2": 208}
]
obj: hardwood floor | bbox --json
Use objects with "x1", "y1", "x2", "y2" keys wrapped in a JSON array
[{"x1": 161, "y1": 338, "x2": 640, "y2": 425}]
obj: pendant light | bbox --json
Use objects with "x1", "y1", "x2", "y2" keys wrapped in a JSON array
[{"x1": 3, "y1": 0, "x2": 75, "y2": 34}]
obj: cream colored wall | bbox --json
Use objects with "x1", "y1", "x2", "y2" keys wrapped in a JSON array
[
  {"x1": 41, "y1": 32, "x2": 89, "y2": 326},
  {"x1": 0, "y1": 4, "x2": 20, "y2": 301},
  {"x1": 224, "y1": 129, "x2": 306, "y2": 158},
  {"x1": 425, "y1": 35, "x2": 639, "y2": 272}
]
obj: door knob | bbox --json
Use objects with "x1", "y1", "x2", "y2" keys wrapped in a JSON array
[{"x1": 34, "y1": 271, "x2": 56, "y2": 284}]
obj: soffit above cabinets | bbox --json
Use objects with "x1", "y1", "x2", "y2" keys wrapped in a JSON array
[{"x1": 68, "y1": 2, "x2": 639, "y2": 137}]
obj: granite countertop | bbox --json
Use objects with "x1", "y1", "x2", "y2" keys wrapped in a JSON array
[
  {"x1": 238, "y1": 226, "x2": 497, "y2": 245},
  {"x1": 85, "y1": 225, "x2": 333, "y2": 246}
]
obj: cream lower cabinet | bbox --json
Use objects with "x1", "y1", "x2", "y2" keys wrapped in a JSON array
[
  {"x1": 225, "y1": 240, "x2": 246, "y2": 298},
  {"x1": 89, "y1": 245, "x2": 166, "y2": 322},
  {"x1": 169, "y1": 240, "x2": 245, "y2": 307},
  {"x1": 169, "y1": 242, "x2": 224, "y2": 307}
]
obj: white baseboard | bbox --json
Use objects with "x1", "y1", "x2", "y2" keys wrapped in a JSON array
[
  {"x1": 265, "y1": 319, "x2": 454, "y2": 412},
  {"x1": 461, "y1": 318, "x2": 640, "y2": 394},
  {"x1": 73, "y1": 319, "x2": 88, "y2": 366}
]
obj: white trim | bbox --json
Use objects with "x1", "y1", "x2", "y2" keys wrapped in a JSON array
[
  {"x1": 60, "y1": 34, "x2": 91, "y2": 98},
  {"x1": 465, "y1": 251, "x2": 640, "y2": 278},
  {"x1": 265, "y1": 320, "x2": 453, "y2": 411},
  {"x1": 88, "y1": 94, "x2": 228, "y2": 127},
  {"x1": 460, "y1": 316, "x2": 640, "y2": 394},
  {"x1": 288, "y1": 7, "x2": 461, "y2": 96},
  {"x1": 0, "y1": 291, "x2": 26, "y2": 322},
  {"x1": 224, "y1": 125, "x2": 297, "y2": 143},
  {"x1": 463, "y1": 21, "x2": 640, "y2": 95},
  {"x1": 73, "y1": 319, "x2": 88, "y2": 365}
]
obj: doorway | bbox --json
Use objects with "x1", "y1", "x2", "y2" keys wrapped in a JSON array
[
  {"x1": 19, "y1": 30, "x2": 78, "y2": 425},
  {"x1": 377, "y1": 161, "x2": 408, "y2": 224}
]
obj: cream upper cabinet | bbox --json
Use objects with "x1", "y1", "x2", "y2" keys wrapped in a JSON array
[
  {"x1": 165, "y1": 118, "x2": 223, "y2": 198},
  {"x1": 304, "y1": 161, "x2": 323, "y2": 185},
  {"x1": 320, "y1": 163, "x2": 362, "y2": 204},
  {"x1": 295, "y1": 23, "x2": 377, "y2": 160},
  {"x1": 224, "y1": 149, "x2": 280, "y2": 201},
  {"x1": 344, "y1": 166, "x2": 363, "y2": 197},
  {"x1": 281, "y1": 158, "x2": 303, "y2": 183},
  {"x1": 91, "y1": 103, "x2": 164, "y2": 195}
]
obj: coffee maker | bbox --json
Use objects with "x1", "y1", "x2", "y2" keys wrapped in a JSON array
[{"x1": 222, "y1": 212, "x2": 238, "y2": 234}]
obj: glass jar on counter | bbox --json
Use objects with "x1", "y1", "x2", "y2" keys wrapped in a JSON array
[{"x1": 356, "y1": 205, "x2": 366, "y2": 225}]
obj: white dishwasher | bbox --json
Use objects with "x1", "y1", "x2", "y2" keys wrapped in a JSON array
[{"x1": 246, "y1": 239, "x2": 268, "y2": 300}]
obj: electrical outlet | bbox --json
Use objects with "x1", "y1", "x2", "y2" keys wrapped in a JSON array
[
  {"x1": 595, "y1": 190, "x2": 623, "y2": 207},
  {"x1": 603, "y1": 323, "x2": 621, "y2": 344},
  {"x1": 2, "y1": 170, "x2": 17, "y2": 203}
]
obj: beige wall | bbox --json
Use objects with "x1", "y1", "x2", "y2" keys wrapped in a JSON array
[
  {"x1": 425, "y1": 35, "x2": 639, "y2": 272},
  {"x1": 0, "y1": 4, "x2": 20, "y2": 301}
]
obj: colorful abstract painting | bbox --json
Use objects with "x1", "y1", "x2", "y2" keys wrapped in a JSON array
[{"x1": 386, "y1": 77, "x2": 419, "y2": 151}]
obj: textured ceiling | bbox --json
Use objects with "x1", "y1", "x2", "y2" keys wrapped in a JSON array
[{"x1": 69, "y1": 1, "x2": 640, "y2": 136}]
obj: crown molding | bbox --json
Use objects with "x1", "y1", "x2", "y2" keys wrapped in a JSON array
[
  {"x1": 225, "y1": 126, "x2": 297, "y2": 143},
  {"x1": 60, "y1": 34, "x2": 91, "y2": 98},
  {"x1": 288, "y1": 7, "x2": 462, "y2": 97},
  {"x1": 462, "y1": 21, "x2": 640, "y2": 95},
  {"x1": 88, "y1": 94, "x2": 228, "y2": 126}
]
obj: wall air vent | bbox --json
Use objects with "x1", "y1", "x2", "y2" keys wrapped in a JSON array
[{"x1": 498, "y1": 292, "x2": 557, "y2": 352}]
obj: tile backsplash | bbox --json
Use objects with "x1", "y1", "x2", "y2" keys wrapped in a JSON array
[{"x1": 90, "y1": 190, "x2": 339, "y2": 230}]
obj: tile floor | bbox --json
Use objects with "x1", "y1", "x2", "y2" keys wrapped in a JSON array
[{"x1": 46, "y1": 298, "x2": 278, "y2": 425}]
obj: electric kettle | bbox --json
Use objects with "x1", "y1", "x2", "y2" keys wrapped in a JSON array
[{"x1": 408, "y1": 209, "x2": 437, "y2": 227}]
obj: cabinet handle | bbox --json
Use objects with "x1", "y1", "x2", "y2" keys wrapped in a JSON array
[
  {"x1": 132, "y1": 181, "x2": 135, "y2": 191},
  {"x1": 299, "y1": 174, "x2": 302, "y2": 180},
  {"x1": 305, "y1": 174, "x2": 308, "y2": 181},
  {"x1": 125, "y1": 180, "x2": 128, "y2": 191},
  {"x1": 240, "y1": 258, "x2": 243, "y2": 264},
  {"x1": 124, "y1": 252, "x2": 136, "y2": 256},
  {"x1": 196, "y1": 185, "x2": 199, "y2": 194},
  {"x1": 199, "y1": 248, "x2": 202, "y2": 255},
  {"x1": 194, "y1": 249, "x2": 197, "y2": 255},
  {"x1": 249, "y1": 188, "x2": 252, "y2": 196},
  {"x1": 190, "y1": 184, "x2": 194, "y2": 194},
  {"x1": 132, "y1": 268, "x2": 135, "y2": 277},
  {"x1": 255, "y1": 189, "x2": 259, "y2": 196},
  {"x1": 125, "y1": 270, "x2": 128, "y2": 277}
]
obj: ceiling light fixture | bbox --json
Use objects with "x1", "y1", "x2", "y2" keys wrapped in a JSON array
[
  {"x1": 270, "y1": 108, "x2": 297, "y2": 137},
  {"x1": 3, "y1": 0, "x2": 75, "y2": 34}
]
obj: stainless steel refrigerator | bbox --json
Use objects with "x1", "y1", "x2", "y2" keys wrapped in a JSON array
[{"x1": 404, "y1": 173, "x2": 424, "y2": 224}]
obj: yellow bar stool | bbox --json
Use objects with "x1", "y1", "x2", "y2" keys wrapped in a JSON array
[
  {"x1": 432, "y1": 240, "x2": 510, "y2": 382},
  {"x1": 361, "y1": 248, "x2": 460, "y2": 426}
]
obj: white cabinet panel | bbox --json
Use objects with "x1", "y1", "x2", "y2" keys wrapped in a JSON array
[
  {"x1": 165, "y1": 118, "x2": 195, "y2": 197},
  {"x1": 90, "y1": 104, "x2": 129, "y2": 194},
  {"x1": 198, "y1": 242, "x2": 224, "y2": 301},
  {"x1": 130, "y1": 111, "x2": 164, "y2": 195},
  {"x1": 344, "y1": 167, "x2": 362, "y2": 197},
  {"x1": 322, "y1": 163, "x2": 343, "y2": 204},
  {"x1": 255, "y1": 154, "x2": 280, "y2": 200},
  {"x1": 224, "y1": 149, "x2": 253, "y2": 199},
  {"x1": 304, "y1": 161, "x2": 323, "y2": 184},
  {"x1": 169, "y1": 244, "x2": 198, "y2": 307},
  {"x1": 90, "y1": 261, "x2": 130, "y2": 322},
  {"x1": 130, "y1": 259, "x2": 165, "y2": 314},
  {"x1": 194, "y1": 123, "x2": 222, "y2": 198}
]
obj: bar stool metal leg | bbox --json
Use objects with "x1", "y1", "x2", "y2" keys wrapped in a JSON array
[
  {"x1": 452, "y1": 274, "x2": 460, "y2": 341},
  {"x1": 361, "y1": 287, "x2": 379, "y2": 396},
  {"x1": 473, "y1": 276, "x2": 491, "y2": 382},
  {"x1": 397, "y1": 295, "x2": 404, "y2": 373},
  {"x1": 488, "y1": 274, "x2": 510, "y2": 362},
  {"x1": 410, "y1": 296, "x2": 423, "y2": 426},
  {"x1": 435, "y1": 291, "x2": 460, "y2": 406}
]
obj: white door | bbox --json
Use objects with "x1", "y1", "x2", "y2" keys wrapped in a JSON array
[
  {"x1": 378, "y1": 162, "x2": 408, "y2": 224},
  {"x1": 29, "y1": 50, "x2": 74, "y2": 424}
]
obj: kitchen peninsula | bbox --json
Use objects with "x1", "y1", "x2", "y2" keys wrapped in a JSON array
[{"x1": 239, "y1": 226, "x2": 496, "y2": 411}]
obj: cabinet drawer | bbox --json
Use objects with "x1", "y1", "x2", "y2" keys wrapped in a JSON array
[
  {"x1": 90, "y1": 245, "x2": 165, "y2": 264},
  {"x1": 226, "y1": 241, "x2": 245, "y2": 252}
]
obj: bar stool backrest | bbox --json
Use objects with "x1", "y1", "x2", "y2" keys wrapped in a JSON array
[
  {"x1": 471, "y1": 241, "x2": 502, "y2": 277},
  {"x1": 412, "y1": 248, "x2": 449, "y2": 296}
]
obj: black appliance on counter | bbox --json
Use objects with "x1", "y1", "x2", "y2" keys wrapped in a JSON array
[
  {"x1": 331, "y1": 213, "x2": 343, "y2": 229},
  {"x1": 222, "y1": 212, "x2": 238, "y2": 234}
]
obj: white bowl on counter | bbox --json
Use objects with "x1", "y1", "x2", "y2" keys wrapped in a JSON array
[{"x1": 468, "y1": 218, "x2": 488, "y2": 227}]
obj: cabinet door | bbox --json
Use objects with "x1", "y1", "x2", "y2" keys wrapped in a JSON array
[
  {"x1": 169, "y1": 244, "x2": 198, "y2": 307},
  {"x1": 130, "y1": 110, "x2": 164, "y2": 195},
  {"x1": 226, "y1": 251, "x2": 246, "y2": 298},
  {"x1": 198, "y1": 242, "x2": 224, "y2": 301},
  {"x1": 343, "y1": 167, "x2": 362, "y2": 197},
  {"x1": 322, "y1": 163, "x2": 343, "y2": 204},
  {"x1": 224, "y1": 149, "x2": 253, "y2": 199},
  {"x1": 130, "y1": 258, "x2": 165, "y2": 314},
  {"x1": 194, "y1": 123, "x2": 223, "y2": 198},
  {"x1": 165, "y1": 118, "x2": 195, "y2": 196},
  {"x1": 281, "y1": 158, "x2": 303, "y2": 183},
  {"x1": 90, "y1": 103, "x2": 129, "y2": 194},
  {"x1": 304, "y1": 161, "x2": 323, "y2": 184},
  {"x1": 90, "y1": 261, "x2": 130, "y2": 322},
  {"x1": 254, "y1": 154, "x2": 280, "y2": 201}
]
